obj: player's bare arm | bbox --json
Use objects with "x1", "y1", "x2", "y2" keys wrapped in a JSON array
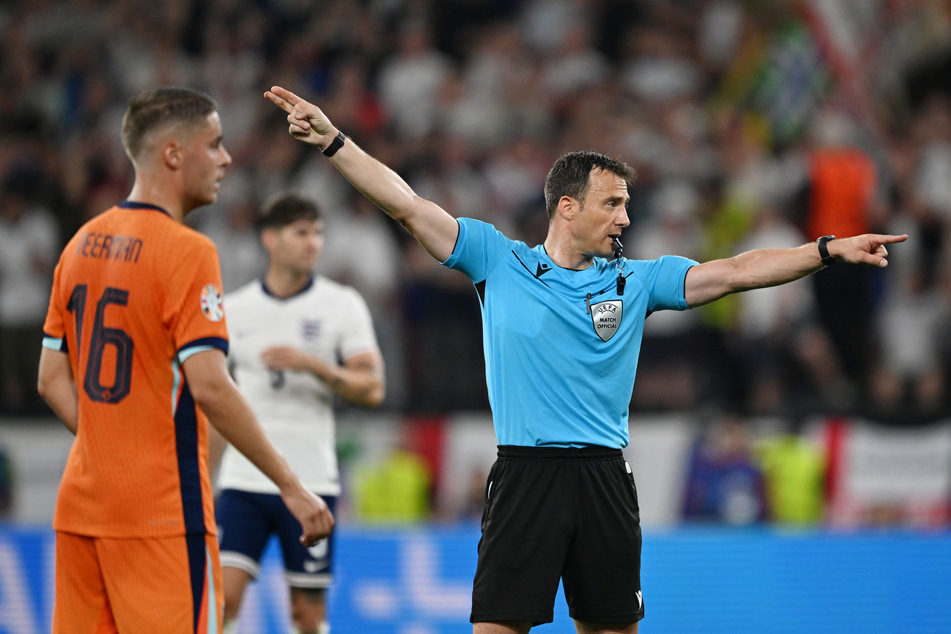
[
  {"x1": 261, "y1": 346, "x2": 385, "y2": 408},
  {"x1": 206, "y1": 422, "x2": 227, "y2": 479},
  {"x1": 684, "y1": 233, "x2": 909, "y2": 308},
  {"x1": 264, "y1": 86, "x2": 459, "y2": 262},
  {"x1": 183, "y1": 348, "x2": 334, "y2": 544},
  {"x1": 37, "y1": 348, "x2": 79, "y2": 434}
]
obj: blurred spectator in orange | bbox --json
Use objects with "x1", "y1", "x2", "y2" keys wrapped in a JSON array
[{"x1": 802, "y1": 109, "x2": 885, "y2": 389}]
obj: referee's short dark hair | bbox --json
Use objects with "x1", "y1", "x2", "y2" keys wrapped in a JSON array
[
  {"x1": 256, "y1": 193, "x2": 321, "y2": 230},
  {"x1": 544, "y1": 151, "x2": 636, "y2": 220}
]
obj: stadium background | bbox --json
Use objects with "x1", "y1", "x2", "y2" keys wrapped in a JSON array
[{"x1": 2, "y1": 0, "x2": 951, "y2": 631}]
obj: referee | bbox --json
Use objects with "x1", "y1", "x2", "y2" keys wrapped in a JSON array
[{"x1": 265, "y1": 85, "x2": 907, "y2": 634}]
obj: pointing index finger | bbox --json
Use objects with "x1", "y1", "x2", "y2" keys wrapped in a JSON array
[
  {"x1": 264, "y1": 85, "x2": 300, "y2": 114},
  {"x1": 880, "y1": 233, "x2": 909, "y2": 244}
]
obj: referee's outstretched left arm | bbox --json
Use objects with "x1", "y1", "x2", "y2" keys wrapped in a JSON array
[{"x1": 683, "y1": 233, "x2": 908, "y2": 308}]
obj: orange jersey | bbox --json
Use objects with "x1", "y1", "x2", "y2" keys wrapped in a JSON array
[{"x1": 43, "y1": 202, "x2": 228, "y2": 538}]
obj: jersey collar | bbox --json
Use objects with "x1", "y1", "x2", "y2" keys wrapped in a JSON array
[
  {"x1": 260, "y1": 276, "x2": 315, "y2": 300},
  {"x1": 119, "y1": 200, "x2": 172, "y2": 217}
]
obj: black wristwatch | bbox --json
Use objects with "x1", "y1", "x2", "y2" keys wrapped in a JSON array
[
  {"x1": 321, "y1": 130, "x2": 346, "y2": 157},
  {"x1": 817, "y1": 235, "x2": 837, "y2": 266}
]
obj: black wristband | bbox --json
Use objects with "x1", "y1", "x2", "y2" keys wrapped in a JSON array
[
  {"x1": 321, "y1": 130, "x2": 346, "y2": 157},
  {"x1": 817, "y1": 235, "x2": 837, "y2": 266}
]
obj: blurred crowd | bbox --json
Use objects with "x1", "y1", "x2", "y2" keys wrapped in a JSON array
[{"x1": 3, "y1": 0, "x2": 951, "y2": 425}]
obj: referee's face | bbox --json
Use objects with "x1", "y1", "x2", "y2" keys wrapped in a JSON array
[
  {"x1": 269, "y1": 218, "x2": 324, "y2": 275},
  {"x1": 577, "y1": 169, "x2": 631, "y2": 259}
]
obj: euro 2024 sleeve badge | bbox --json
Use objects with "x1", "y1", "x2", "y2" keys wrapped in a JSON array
[{"x1": 200, "y1": 284, "x2": 225, "y2": 322}]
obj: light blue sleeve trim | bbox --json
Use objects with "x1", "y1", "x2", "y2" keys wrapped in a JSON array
[
  {"x1": 177, "y1": 336, "x2": 229, "y2": 364},
  {"x1": 177, "y1": 344, "x2": 217, "y2": 363},
  {"x1": 42, "y1": 336, "x2": 65, "y2": 351}
]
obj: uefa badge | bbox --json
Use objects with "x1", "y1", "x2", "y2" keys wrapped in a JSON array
[
  {"x1": 200, "y1": 284, "x2": 225, "y2": 322},
  {"x1": 590, "y1": 300, "x2": 623, "y2": 342}
]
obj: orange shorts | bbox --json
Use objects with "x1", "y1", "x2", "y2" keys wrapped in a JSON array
[{"x1": 53, "y1": 531, "x2": 224, "y2": 634}]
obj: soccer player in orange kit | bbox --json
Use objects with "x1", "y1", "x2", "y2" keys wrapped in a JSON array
[{"x1": 37, "y1": 87, "x2": 334, "y2": 634}]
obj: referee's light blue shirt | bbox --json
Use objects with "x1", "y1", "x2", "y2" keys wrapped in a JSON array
[{"x1": 443, "y1": 218, "x2": 695, "y2": 448}]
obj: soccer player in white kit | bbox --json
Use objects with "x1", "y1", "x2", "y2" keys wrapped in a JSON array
[{"x1": 214, "y1": 193, "x2": 385, "y2": 634}]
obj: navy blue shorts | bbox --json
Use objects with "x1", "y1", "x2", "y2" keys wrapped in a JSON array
[
  {"x1": 470, "y1": 446, "x2": 644, "y2": 626},
  {"x1": 216, "y1": 489, "x2": 337, "y2": 588}
]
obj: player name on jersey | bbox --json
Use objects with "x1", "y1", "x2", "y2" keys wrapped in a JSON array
[{"x1": 75, "y1": 232, "x2": 143, "y2": 263}]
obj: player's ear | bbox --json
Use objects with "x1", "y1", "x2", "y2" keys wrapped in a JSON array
[
  {"x1": 162, "y1": 142, "x2": 183, "y2": 169},
  {"x1": 260, "y1": 228, "x2": 277, "y2": 251}
]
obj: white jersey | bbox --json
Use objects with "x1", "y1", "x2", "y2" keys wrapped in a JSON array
[{"x1": 217, "y1": 276, "x2": 379, "y2": 495}]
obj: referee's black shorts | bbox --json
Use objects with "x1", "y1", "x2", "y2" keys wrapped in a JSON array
[{"x1": 469, "y1": 445, "x2": 644, "y2": 626}]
